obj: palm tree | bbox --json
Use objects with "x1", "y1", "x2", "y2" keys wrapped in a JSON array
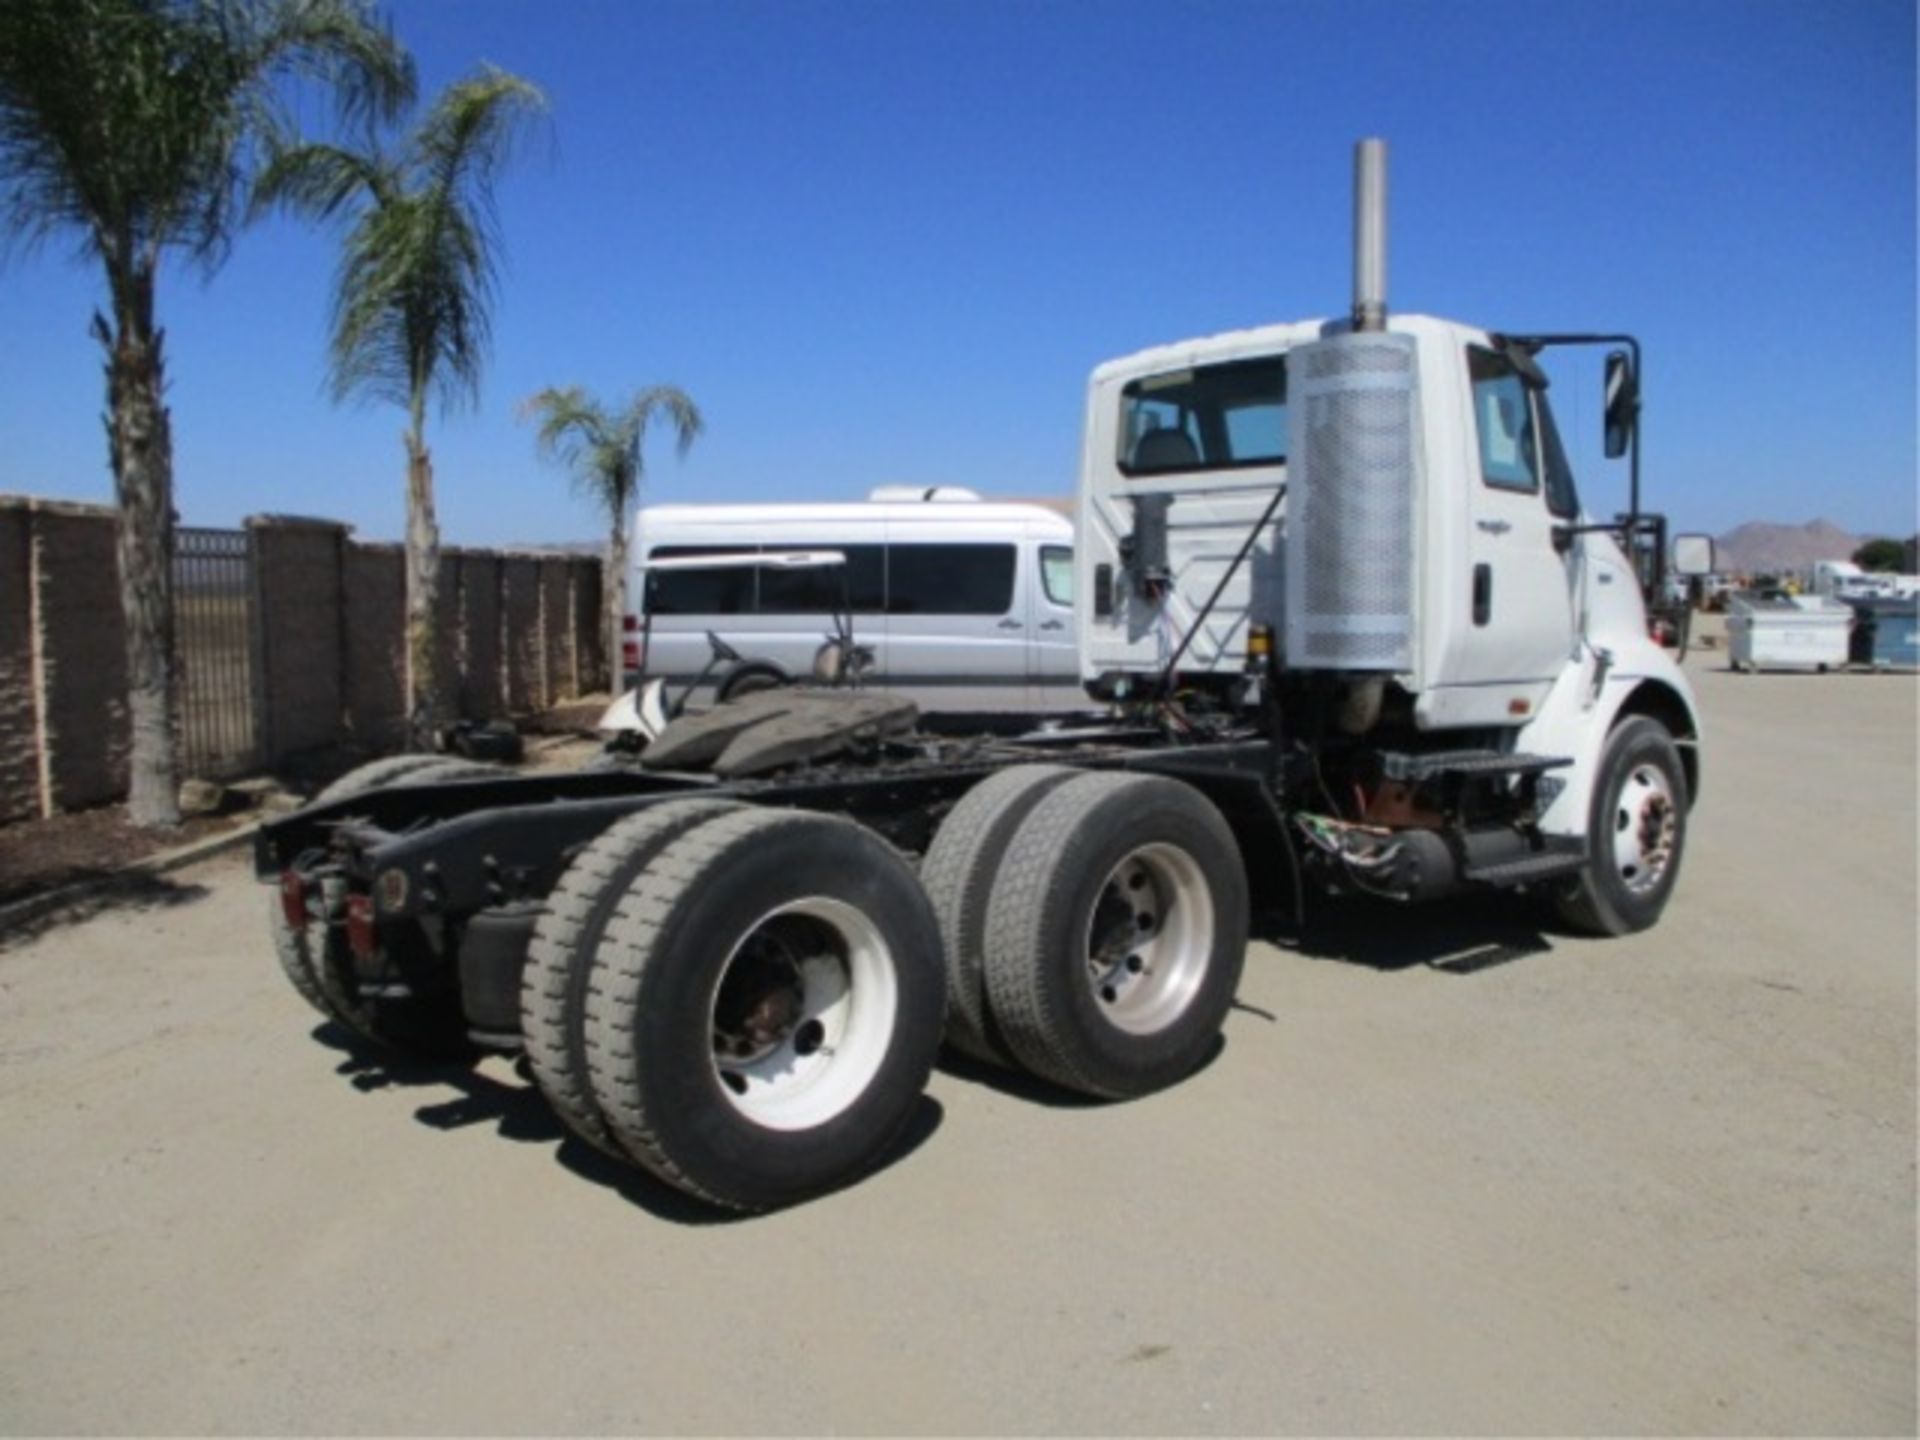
[
  {"x1": 523, "y1": 385, "x2": 704, "y2": 688},
  {"x1": 0, "y1": 0, "x2": 413, "y2": 827},
  {"x1": 256, "y1": 66, "x2": 543, "y2": 747}
]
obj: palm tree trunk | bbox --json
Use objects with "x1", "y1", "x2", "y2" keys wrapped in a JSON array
[
  {"x1": 403, "y1": 421, "x2": 442, "y2": 750},
  {"x1": 100, "y1": 263, "x2": 180, "y2": 828},
  {"x1": 605, "y1": 521, "x2": 629, "y2": 694}
]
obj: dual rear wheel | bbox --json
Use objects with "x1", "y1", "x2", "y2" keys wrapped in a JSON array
[{"x1": 923, "y1": 767, "x2": 1250, "y2": 1100}]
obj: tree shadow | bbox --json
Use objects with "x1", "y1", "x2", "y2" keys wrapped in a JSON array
[
  {"x1": 0, "y1": 873, "x2": 212, "y2": 949},
  {"x1": 1256, "y1": 891, "x2": 1559, "y2": 976},
  {"x1": 308, "y1": 1021, "x2": 942, "y2": 1223}
]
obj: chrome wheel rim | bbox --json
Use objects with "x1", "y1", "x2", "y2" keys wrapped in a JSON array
[
  {"x1": 708, "y1": 897, "x2": 897, "y2": 1131},
  {"x1": 1610, "y1": 764, "x2": 1678, "y2": 897},
  {"x1": 1080, "y1": 842, "x2": 1215, "y2": 1036}
]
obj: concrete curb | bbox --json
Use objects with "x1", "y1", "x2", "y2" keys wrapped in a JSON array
[{"x1": 0, "y1": 819, "x2": 261, "y2": 941}]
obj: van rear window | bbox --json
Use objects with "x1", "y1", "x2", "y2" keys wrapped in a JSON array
[{"x1": 887, "y1": 543, "x2": 1015, "y2": 615}]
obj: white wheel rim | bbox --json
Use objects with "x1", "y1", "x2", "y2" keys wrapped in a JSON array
[
  {"x1": 1079, "y1": 842, "x2": 1215, "y2": 1036},
  {"x1": 1610, "y1": 763, "x2": 1678, "y2": 896},
  {"x1": 708, "y1": 897, "x2": 897, "y2": 1131}
]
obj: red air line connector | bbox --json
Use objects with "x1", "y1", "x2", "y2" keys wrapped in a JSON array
[
  {"x1": 345, "y1": 893, "x2": 379, "y2": 962},
  {"x1": 278, "y1": 871, "x2": 309, "y2": 933}
]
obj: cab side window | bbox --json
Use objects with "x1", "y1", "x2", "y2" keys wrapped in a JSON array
[{"x1": 1467, "y1": 347, "x2": 1540, "y2": 493}]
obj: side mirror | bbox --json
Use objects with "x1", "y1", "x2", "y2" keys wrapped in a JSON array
[
  {"x1": 1671, "y1": 533, "x2": 1714, "y2": 577},
  {"x1": 1603, "y1": 349, "x2": 1638, "y2": 460}
]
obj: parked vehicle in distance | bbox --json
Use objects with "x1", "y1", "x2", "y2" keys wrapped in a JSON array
[{"x1": 620, "y1": 488, "x2": 1084, "y2": 717}]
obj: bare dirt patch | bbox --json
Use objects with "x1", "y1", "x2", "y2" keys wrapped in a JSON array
[{"x1": 0, "y1": 806, "x2": 246, "y2": 906}]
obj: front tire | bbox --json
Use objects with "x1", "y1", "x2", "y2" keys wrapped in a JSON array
[
  {"x1": 982, "y1": 772, "x2": 1249, "y2": 1100},
  {"x1": 583, "y1": 809, "x2": 946, "y2": 1211},
  {"x1": 1555, "y1": 716, "x2": 1689, "y2": 936}
]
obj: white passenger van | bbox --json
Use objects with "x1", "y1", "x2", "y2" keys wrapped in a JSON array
[{"x1": 626, "y1": 488, "x2": 1083, "y2": 714}]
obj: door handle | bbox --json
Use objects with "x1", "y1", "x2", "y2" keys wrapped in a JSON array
[
  {"x1": 1039, "y1": 620, "x2": 1065, "y2": 631},
  {"x1": 1473, "y1": 563, "x2": 1492, "y2": 626},
  {"x1": 998, "y1": 618, "x2": 1022, "y2": 630}
]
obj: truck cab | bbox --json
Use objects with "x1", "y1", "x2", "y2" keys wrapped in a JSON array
[{"x1": 1075, "y1": 311, "x2": 1704, "y2": 850}]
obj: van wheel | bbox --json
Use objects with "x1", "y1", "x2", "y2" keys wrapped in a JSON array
[
  {"x1": 982, "y1": 772, "x2": 1249, "y2": 1099},
  {"x1": 919, "y1": 765, "x2": 1077, "y2": 1062},
  {"x1": 583, "y1": 809, "x2": 946, "y2": 1211},
  {"x1": 1555, "y1": 716, "x2": 1688, "y2": 937},
  {"x1": 521, "y1": 799, "x2": 741, "y2": 1153}
]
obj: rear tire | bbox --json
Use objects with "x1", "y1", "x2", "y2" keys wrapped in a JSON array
[
  {"x1": 1555, "y1": 716, "x2": 1688, "y2": 936},
  {"x1": 272, "y1": 756, "x2": 507, "y2": 1055},
  {"x1": 520, "y1": 799, "x2": 741, "y2": 1154},
  {"x1": 982, "y1": 772, "x2": 1248, "y2": 1099},
  {"x1": 919, "y1": 764, "x2": 1077, "y2": 1062},
  {"x1": 583, "y1": 809, "x2": 946, "y2": 1211}
]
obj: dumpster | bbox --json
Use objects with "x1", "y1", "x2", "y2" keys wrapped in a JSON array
[
  {"x1": 1845, "y1": 597, "x2": 1920, "y2": 669},
  {"x1": 1727, "y1": 592, "x2": 1852, "y2": 672}
]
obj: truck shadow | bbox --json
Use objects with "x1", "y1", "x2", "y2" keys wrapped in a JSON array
[
  {"x1": 936, "y1": 1035, "x2": 1226, "y2": 1107},
  {"x1": 1256, "y1": 893, "x2": 1558, "y2": 975},
  {"x1": 310, "y1": 1021, "x2": 944, "y2": 1224}
]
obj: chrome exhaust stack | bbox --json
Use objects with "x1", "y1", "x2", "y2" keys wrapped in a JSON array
[{"x1": 1352, "y1": 137, "x2": 1388, "y2": 333}]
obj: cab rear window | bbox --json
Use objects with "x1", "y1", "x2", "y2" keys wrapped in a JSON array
[{"x1": 1119, "y1": 356, "x2": 1287, "y2": 476}]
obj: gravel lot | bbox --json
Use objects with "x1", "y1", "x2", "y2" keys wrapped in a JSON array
[{"x1": 1, "y1": 652, "x2": 1913, "y2": 1435}]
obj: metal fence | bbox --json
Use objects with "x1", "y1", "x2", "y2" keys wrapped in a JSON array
[{"x1": 173, "y1": 527, "x2": 259, "y2": 779}]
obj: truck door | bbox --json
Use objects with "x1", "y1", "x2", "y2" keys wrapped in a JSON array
[{"x1": 1453, "y1": 346, "x2": 1575, "y2": 684}]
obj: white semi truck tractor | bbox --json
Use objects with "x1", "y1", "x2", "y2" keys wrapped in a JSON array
[{"x1": 259, "y1": 141, "x2": 1714, "y2": 1211}]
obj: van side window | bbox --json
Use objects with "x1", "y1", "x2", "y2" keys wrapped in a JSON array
[
  {"x1": 759, "y1": 543, "x2": 886, "y2": 613},
  {"x1": 1040, "y1": 545, "x2": 1074, "y2": 606},
  {"x1": 1468, "y1": 347, "x2": 1540, "y2": 493},
  {"x1": 647, "y1": 546, "x2": 756, "y2": 615},
  {"x1": 887, "y1": 543, "x2": 1015, "y2": 615}
]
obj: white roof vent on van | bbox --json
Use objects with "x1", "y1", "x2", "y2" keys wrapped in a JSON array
[{"x1": 866, "y1": 485, "x2": 982, "y2": 503}]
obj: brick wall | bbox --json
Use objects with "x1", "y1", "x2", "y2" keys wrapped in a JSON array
[
  {"x1": 0, "y1": 494, "x2": 607, "y2": 819},
  {"x1": 0, "y1": 505, "x2": 40, "y2": 823},
  {"x1": 249, "y1": 516, "x2": 348, "y2": 760},
  {"x1": 343, "y1": 542, "x2": 406, "y2": 750}
]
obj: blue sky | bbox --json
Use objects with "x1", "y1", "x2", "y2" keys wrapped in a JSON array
[{"x1": 2, "y1": 0, "x2": 1914, "y2": 545}]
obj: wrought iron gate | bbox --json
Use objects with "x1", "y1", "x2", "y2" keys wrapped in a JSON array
[{"x1": 173, "y1": 527, "x2": 259, "y2": 779}]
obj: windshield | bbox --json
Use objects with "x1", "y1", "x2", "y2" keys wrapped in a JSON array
[{"x1": 1118, "y1": 355, "x2": 1287, "y2": 477}]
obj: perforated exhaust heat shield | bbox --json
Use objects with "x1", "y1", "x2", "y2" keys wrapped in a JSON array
[{"x1": 1282, "y1": 330, "x2": 1419, "y2": 672}]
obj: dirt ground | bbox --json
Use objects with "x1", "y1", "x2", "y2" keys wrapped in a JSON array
[{"x1": 0, "y1": 652, "x2": 1912, "y2": 1436}]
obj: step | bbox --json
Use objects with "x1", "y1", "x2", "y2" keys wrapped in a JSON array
[
  {"x1": 1379, "y1": 749, "x2": 1572, "y2": 784},
  {"x1": 1462, "y1": 839, "x2": 1589, "y2": 887}
]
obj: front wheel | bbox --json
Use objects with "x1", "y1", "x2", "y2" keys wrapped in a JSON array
[{"x1": 1555, "y1": 716, "x2": 1689, "y2": 936}]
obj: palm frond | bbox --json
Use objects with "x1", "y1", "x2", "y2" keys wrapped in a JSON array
[
  {"x1": 0, "y1": 0, "x2": 414, "y2": 284},
  {"x1": 523, "y1": 382, "x2": 703, "y2": 528}
]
